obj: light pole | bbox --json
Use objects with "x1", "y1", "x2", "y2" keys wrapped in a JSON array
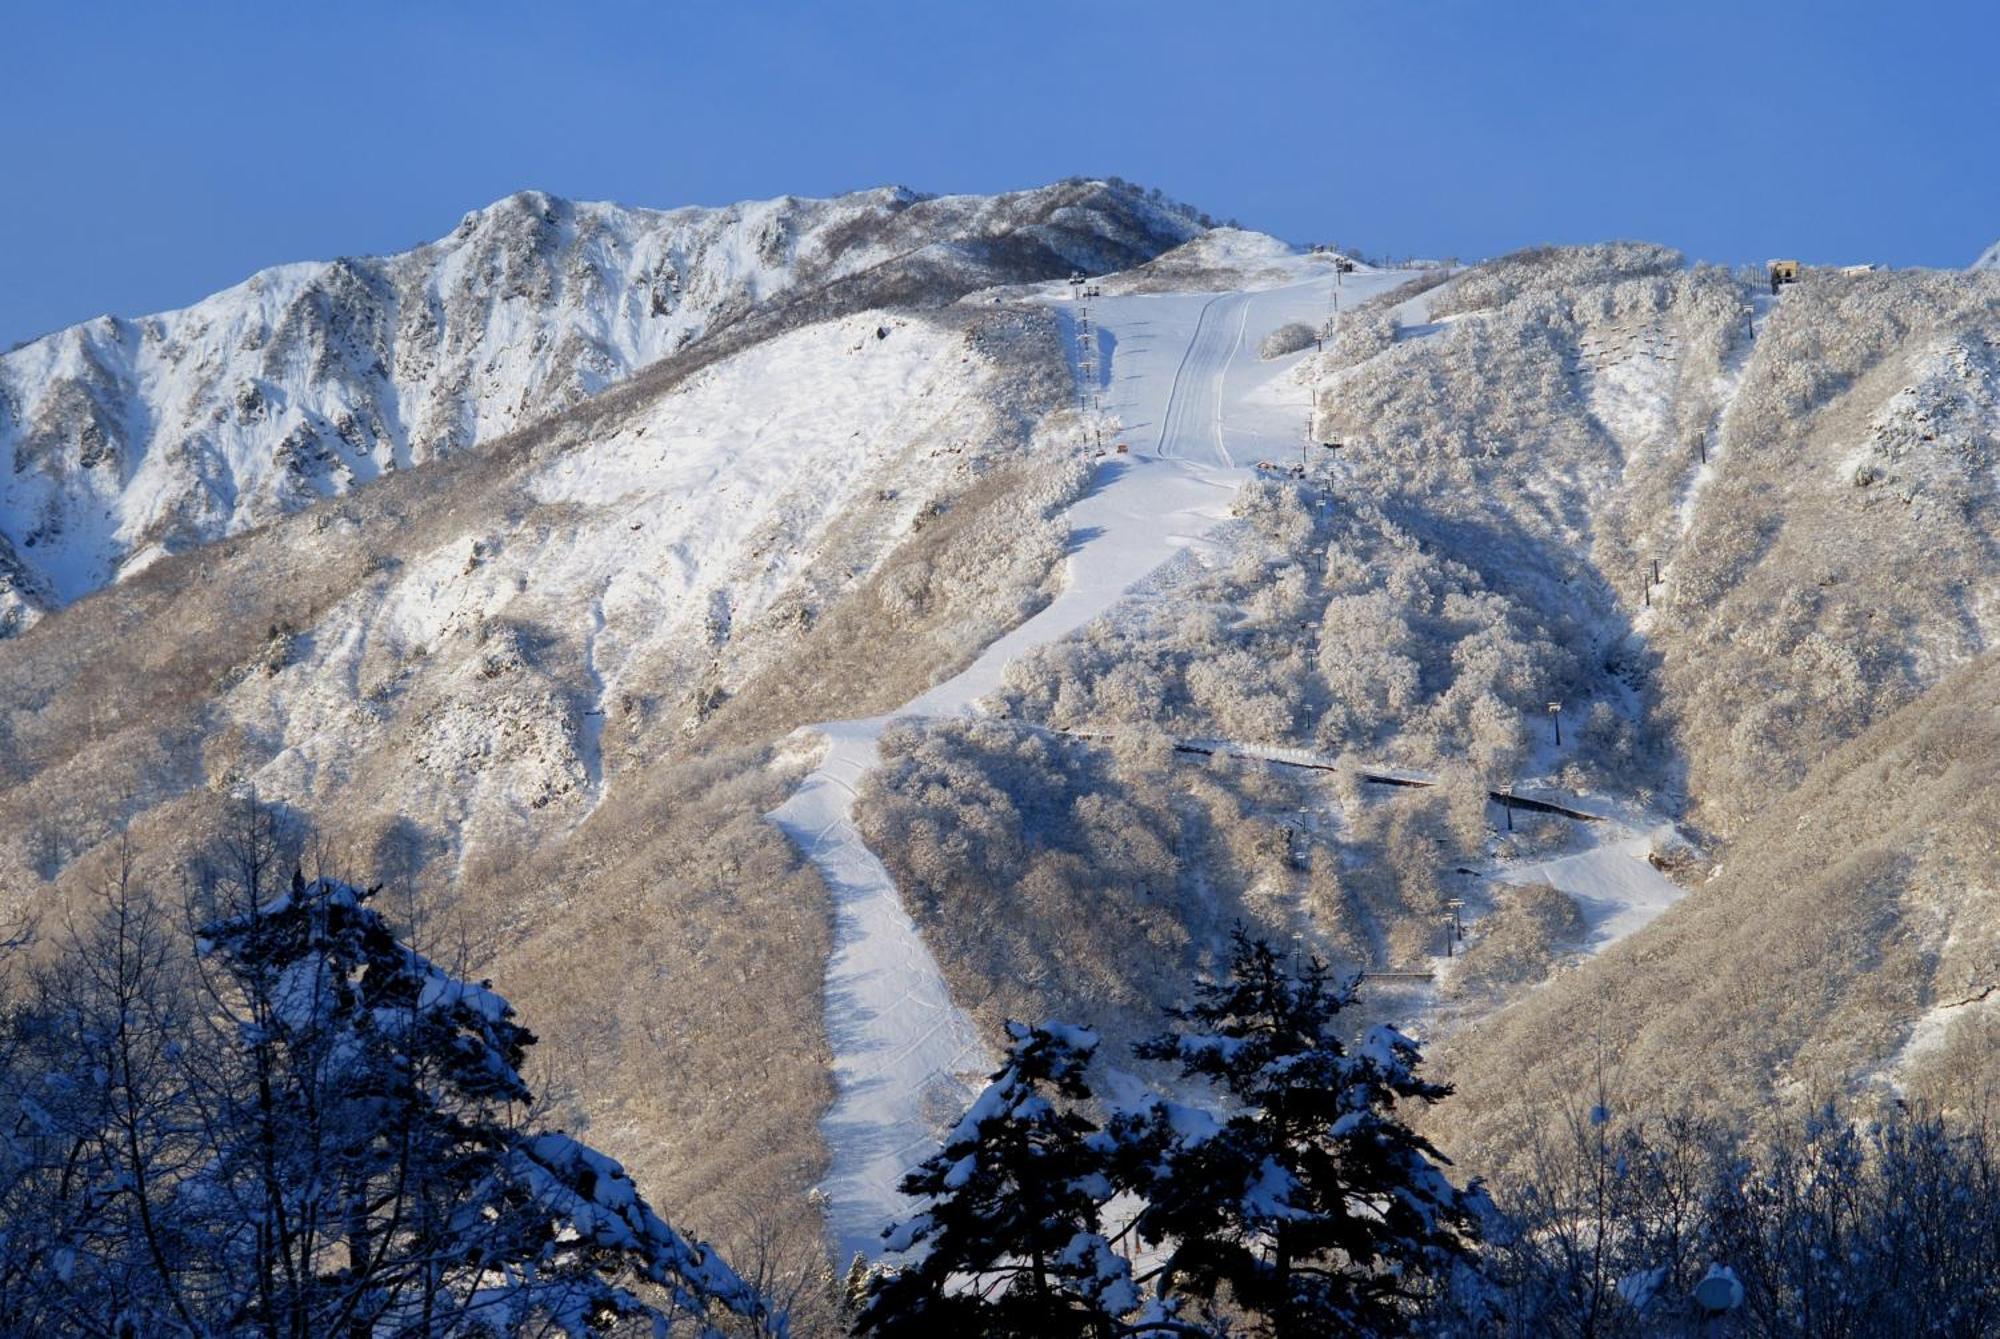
[{"x1": 1547, "y1": 701, "x2": 1563, "y2": 748}]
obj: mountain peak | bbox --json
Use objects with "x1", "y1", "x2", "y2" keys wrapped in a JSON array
[{"x1": 0, "y1": 179, "x2": 1202, "y2": 633}]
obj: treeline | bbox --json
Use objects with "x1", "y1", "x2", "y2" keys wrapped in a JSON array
[
  {"x1": 1476, "y1": 1099, "x2": 2000, "y2": 1337},
  {"x1": 4, "y1": 810, "x2": 1996, "y2": 1336}
]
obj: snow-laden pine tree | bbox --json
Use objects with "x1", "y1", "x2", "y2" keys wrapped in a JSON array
[
  {"x1": 196, "y1": 868, "x2": 776, "y2": 1335},
  {"x1": 1119, "y1": 930, "x2": 1488, "y2": 1335},
  {"x1": 858, "y1": 1021, "x2": 1137, "y2": 1338},
  {"x1": 0, "y1": 834, "x2": 777, "y2": 1337}
]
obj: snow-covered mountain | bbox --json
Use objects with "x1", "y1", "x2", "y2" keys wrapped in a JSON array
[
  {"x1": 11, "y1": 181, "x2": 2000, "y2": 1318},
  {"x1": 0, "y1": 180, "x2": 1204, "y2": 633},
  {"x1": 1975, "y1": 238, "x2": 2000, "y2": 269}
]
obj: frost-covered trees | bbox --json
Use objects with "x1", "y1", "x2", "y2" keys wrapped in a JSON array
[
  {"x1": 859, "y1": 936, "x2": 2000, "y2": 1335},
  {"x1": 855, "y1": 717, "x2": 1201, "y2": 1039},
  {"x1": 858, "y1": 1023, "x2": 1133, "y2": 1338},
  {"x1": 1121, "y1": 932, "x2": 1488, "y2": 1334},
  {"x1": 1258, "y1": 322, "x2": 1317, "y2": 360},
  {"x1": 992, "y1": 483, "x2": 1595, "y2": 784},
  {"x1": 1447, "y1": 1099, "x2": 2000, "y2": 1337},
  {"x1": 1653, "y1": 269, "x2": 2000, "y2": 832},
  {"x1": 0, "y1": 822, "x2": 774, "y2": 1336},
  {"x1": 863, "y1": 933, "x2": 1488, "y2": 1337},
  {"x1": 1445, "y1": 882, "x2": 1585, "y2": 1002},
  {"x1": 1322, "y1": 308, "x2": 1397, "y2": 371},
  {"x1": 1425, "y1": 243, "x2": 1685, "y2": 321}
]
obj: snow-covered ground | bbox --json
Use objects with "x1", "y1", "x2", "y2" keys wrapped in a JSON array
[
  {"x1": 773, "y1": 257, "x2": 1421, "y2": 1259},
  {"x1": 1385, "y1": 271, "x2": 1464, "y2": 340},
  {"x1": 1499, "y1": 817, "x2": 1685, "y2": 952},
  {"x1": 230, "y1": 309, "x2": 1008, "y2": 841},
  {"x1": 0, "y1": 180, "x2": 1203, "y2": 637},
  {"x1": 1180, "y1": 735, "x2": 1689, "y2": 957},
  {"x1": 2, "y1": 189, "x2": 909, "y2": 613}
]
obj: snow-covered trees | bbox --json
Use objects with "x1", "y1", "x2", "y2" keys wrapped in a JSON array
[
  {"x1": 861, "y1": 932, "x2": 2000, "y2": 1335},
  {"x1": 1321, "y1": 308, "x2": 1397, "y2": 371},
  {"x1": 1652, "y1": 268, "x2": 2000, "y2": 834},
  {"x1": 1258, "y1": 323, "x2": 1317, "y2": 360},
  {"x1": 1425, "y1": 243, "x2": 1685, "y2": 322},
  {"x1": 1122, "y1": 931, "x2": 1488, "y2": 1334},
  {"x1": 1452, "y1": 1099, "x2": 2000, "y2": 1336},
  {"x1": 1444, "y1": 882, "x2": 1585, "y2": 1002},
  {"x1": 0, "y1": 820, "x2": 775, "y2": 1336},
  {"x1": 990, "y1": 483, "x2": 1597, "y2": 787},
  {"x1": 863, "y1": 932, "x2": 1487, "y2": 1337},
  {"x1": 857, "y1": 1022, "x2": 1133, "y2": 1337}
]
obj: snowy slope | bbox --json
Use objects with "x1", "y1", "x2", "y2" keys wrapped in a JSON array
[
  {"x1": 0, "y1": 278, "x2": 1088, "y2": 1266},
  {"x1": 13, "y1": 206, "x2": 2000, "y2": 1254},
  {"x1": 773, "y1": 250, "x2": 1420, "y2": 1260},
  {"x1": 218, "y1": 308, "x2": 1046, "y2": 850},
  {"x1": 0, "y1": 180, "x2": 1203, "y2": 634}
]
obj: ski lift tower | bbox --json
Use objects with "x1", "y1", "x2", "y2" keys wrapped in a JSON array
[{"x1": 1071, "y1": 274, "x2": 1101, "y2": 445}]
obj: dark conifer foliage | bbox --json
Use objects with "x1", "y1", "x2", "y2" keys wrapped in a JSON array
[
  {"x1": 858, "y1": 932, "x2": 1490, "y2": 1338},
  {"x1": 859, "y1": 1021, "x2": 1134, "y2": 1338},
  {"x1": 1121, "y1": 930, "x2": 1487, "y2": 1335},
  {"x1": 0, "y1": 810, "x2": 776, "y2": 1336}
]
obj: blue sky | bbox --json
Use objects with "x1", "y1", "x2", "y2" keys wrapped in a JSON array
[{"x1": 3, "y1": 0, "x2": 1996, "y2": 348}]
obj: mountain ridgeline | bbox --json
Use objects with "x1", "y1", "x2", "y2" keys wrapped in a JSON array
[
  {"x1": 0, "y1": 179, "x2": 1204, "y2": 632},
  {"x1": 5, "y1": 176, "x2": 2000, "y2": 1333}
]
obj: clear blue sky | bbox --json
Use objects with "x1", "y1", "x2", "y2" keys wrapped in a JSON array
[{"x1": 4, "y1": 0, "x2": 1996, "y2": 348}]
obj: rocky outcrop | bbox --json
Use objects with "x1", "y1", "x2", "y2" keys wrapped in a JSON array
[{"x1": 0, "y1": 179, "x2": 1202, "y2": 631}]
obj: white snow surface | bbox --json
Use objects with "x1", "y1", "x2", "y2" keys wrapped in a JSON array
[
  {"x1": 1503, "y1": 818, "x2": 1686, "y2": 952},
  {"x1": 771, "y1": 255, "x2": 1421, "y2": 1260},
  {"x1": 227, "y1": 308, "x2": 1008, "y2": 844}
]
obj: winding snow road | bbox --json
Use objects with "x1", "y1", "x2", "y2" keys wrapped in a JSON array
[{"x1": 772, "y1": 258, "x2": 1419, "y2": 1260}]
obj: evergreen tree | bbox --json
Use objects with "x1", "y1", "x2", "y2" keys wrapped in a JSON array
[
  {"x1": 0, "y1": 834, "x2": 777, "y2": 1337},
  {"x1": 186, "y1": 867, "x2": 778, "y2": 1335},
  {"x1": 1120, "y1": 930, "x2": 1487, "y2": 1336},
  {"x1": 858, "y1": 1021, "x2": 1136, "y2": 1338}
]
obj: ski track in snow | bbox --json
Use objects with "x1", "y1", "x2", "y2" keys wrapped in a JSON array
[
  {"x1": 1671, "y1": 291, "x2": 1772, "y2": 542},
  {"x1": 1506, "y1": 821, "x2": 1686, "y2": 953},
  {"x1": 578, "y1": 594, "x2": 609, "y2": 807},
  {"x1": 770, "y1": 257, "x2": 1420, "y2": 1261}
]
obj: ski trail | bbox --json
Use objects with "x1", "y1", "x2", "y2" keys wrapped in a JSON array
[
  {"x1": 772, "y1": 263, "x2": 1422, "y2": 1261},
  {"x1": 1153, "y1": 292, "x2": 1231, "y2": 462},
  {"x1": 578, "y1": 594, "x2": 610, "y2": 809},
  {"x1": 1672, "y1": 291, "x2": 1772, "y2": 540},
  {"x1": 767, "y1": 725, "x2": 987, "y2": 1262}
]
